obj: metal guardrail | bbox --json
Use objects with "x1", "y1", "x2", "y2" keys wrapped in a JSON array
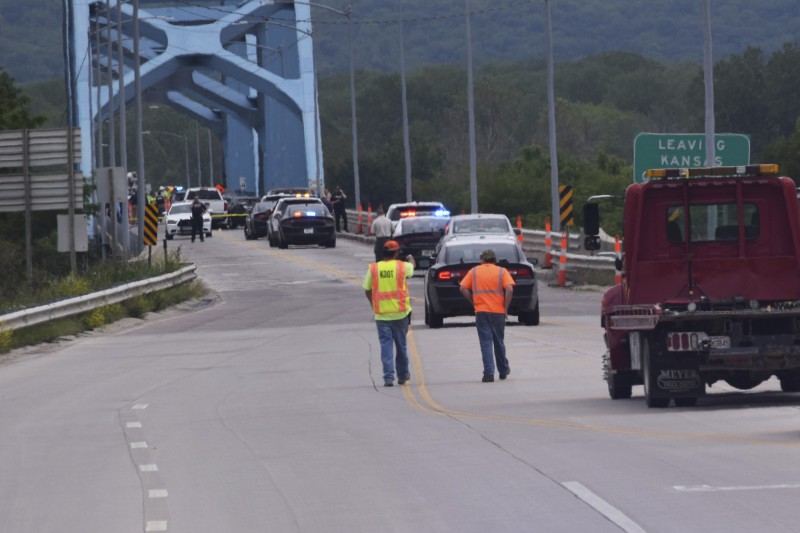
[
  {"x1": 343, "y1": 209, "x2": 616, "y2": 274},
  {"x1": 0, "y1": 264, "x2": 197, "y2": 332}
]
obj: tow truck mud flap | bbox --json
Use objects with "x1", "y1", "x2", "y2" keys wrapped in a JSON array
[{"x1": 648, "y1": 354, "x2": 704, "y2": 399}]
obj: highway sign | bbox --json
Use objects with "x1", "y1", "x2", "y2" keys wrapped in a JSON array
[{"x1": 633, "y1": 133, "x2": 750, "y2": 183}]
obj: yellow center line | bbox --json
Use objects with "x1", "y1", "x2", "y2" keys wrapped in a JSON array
[{"x1": 223, "y1": 233, "x2": 800, "y2": 448}]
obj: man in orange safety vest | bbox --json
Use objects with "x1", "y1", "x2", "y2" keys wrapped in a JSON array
[
  {"x1": 363, "y1": 240, "x2": 416, "y2": 387},
  {"x1": 459, "y1": 249, "x2": 515, "y2": 382}
]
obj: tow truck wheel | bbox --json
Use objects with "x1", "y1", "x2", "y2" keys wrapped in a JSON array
[
  {"x1": 779, "y1": 371, "x2": 800, "y2": 392},
  {"x1": 607, "y1": 374, "x2": 632, "y2": 400},
  {"x1": 724, "y1": 373, "x2": 765, "y2": 390},
  {"x1": 643, "y1": 337, "x2": 669, "y2": 408}
]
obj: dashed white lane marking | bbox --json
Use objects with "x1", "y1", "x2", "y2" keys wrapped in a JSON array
[
  {"x1": 145, "y1": 520, "x2": 168, "y2": 531},
  {"x1": 132, "y1": 404, "x2": 150, "y2": 410},
  {"x1": 674, "y1": 483, "x2": 800, "y2": 492},
  {"x1": 148, "y1": 489, "x2": 169, "y2": 499},
  {"x1": 126, "y1": 422, "x2": 142, "y2": 428},
  {"x1": 139, "y1": 464, "x2": 159, "y2": 472},
  {"x1": 563, "y1": 481, "x2": 647, "y2": 533},
  {"x1": 130, "y1": 441, "x2": 148, "y2": 449}
]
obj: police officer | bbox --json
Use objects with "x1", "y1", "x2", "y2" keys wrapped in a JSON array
[
  {"x1": 370, "y1": 207, "x2": 393, "y2": 262},
  {"x1": 363, "y1": 240, "x2": 416, "y2": 387},
  {"x1": 331, "y1": 185, "x2": 348, "y2": 232},
  {"x1": 190, "y1": 197, "x2": 207, "y2": 243}
]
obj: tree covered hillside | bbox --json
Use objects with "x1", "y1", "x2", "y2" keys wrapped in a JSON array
[{"x1": 0, "y1": 0, "x2": 798, "y2": 82}]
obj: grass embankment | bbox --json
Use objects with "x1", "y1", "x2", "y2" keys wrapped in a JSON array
[{"x1": 0, "y1": 252, "x2": 207, "y2": 354}]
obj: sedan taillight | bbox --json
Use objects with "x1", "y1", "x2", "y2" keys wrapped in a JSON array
[
  {"x1": 508, "y1": 267, "x2": 533, "y2": 279},
  {"x1": 437, "y1": 269, "x2": 468, "y2": 281}
]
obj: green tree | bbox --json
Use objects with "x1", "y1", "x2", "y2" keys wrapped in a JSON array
[{"x1": 0, "y1": 67, "x2": 45, "y2": 129}]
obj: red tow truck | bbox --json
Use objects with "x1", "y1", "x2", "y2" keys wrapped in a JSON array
[{"x1": 583, "y1": 164, "x2": 800, "y2": 407}]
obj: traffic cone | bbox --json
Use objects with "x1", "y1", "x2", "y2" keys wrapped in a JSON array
[
  {"x1": 357, "y1": 203, "x2": 363, "y2": 234},
  {"x1": 516, "y1": 215, "x2": 523, "y2": 243},
  {"x1": 557, "y1": 231, "x2": 568, "y2": 287},
  {"x1": 367, "y1": 203, "x2": 373, "y2": 235},
  {"x1": 614, "y1": 234, "x2": 622, "y2": 285},
  {"x1": 543, "y1": 216, "x2": 553, "y2": 269}
]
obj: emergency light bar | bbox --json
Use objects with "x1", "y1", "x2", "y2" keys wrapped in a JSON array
[{"x1": 645, "y1": 164, "x2": 779, "y2": 180}]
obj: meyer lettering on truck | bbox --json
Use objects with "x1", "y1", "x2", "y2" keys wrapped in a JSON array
[
  {"x1": 584, "y1": 164, "x2": 800, "y2": 408},
  {"x1": 185, "y1": 187, "x2": 228, "y2": 229}
]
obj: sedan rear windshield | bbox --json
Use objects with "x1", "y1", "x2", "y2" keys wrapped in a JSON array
[
  {"x1": 444, "y1": 243, "x2": 520, "y2": 264},
  {"x1": 397, "y1": 217, "x2": 448, "y2": 235},
  {"x1": 452, "y1": 218, "x2": 510, "y2": 234},
  {"x1": 281, "y1": 202, "x2": 329, "y2": 216}
]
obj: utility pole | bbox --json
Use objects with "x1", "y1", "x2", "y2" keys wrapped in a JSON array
[
  {"x1": 106, "y1": 0, "x2": 116, "y2": 167},
  {"x1": 117, "y1": 0, "x2": 127, "y2": 173},
  {"x1": 208, "y1": 129, "x2": 214, "y2": 186}
]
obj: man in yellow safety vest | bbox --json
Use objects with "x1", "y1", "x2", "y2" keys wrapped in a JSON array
[{"x1": 363, "y1": 240, "x2": 416, "y2": 387}]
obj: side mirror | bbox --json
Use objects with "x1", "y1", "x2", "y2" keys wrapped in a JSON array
[
  {"x1": 615, "y1": 256, "x2": 623, "y2": 272},
  {"x1": 513, "y1": 228, "x2": 522, "y2": 236},
  {"x1": 583, "y1": 203, "x2": 600, "y2": 236},
  {"x1": 530, "y1": 257, "x2": 539, "y2": 266}
]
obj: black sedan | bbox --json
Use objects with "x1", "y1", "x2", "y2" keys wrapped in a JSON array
[
  {"x1": 423, "y1": 235, "x2": 539, "y2": 328},
  {"x1": 267, "y1": 198, "x2": 336, "y2": 248},
  {"x1": 227, "y1": 196, "x2": 259, "y2": 229},
  {"x1": 243, "y1": 199, "x2": 277, "y2": 240},
  {"x1": 391, "y1": 215, "x2": 449, "y2": 269}
]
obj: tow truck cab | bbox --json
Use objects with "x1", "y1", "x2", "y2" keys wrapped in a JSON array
[{"x1": 585, "y1": 164, "x2": 800, "y2": 407}]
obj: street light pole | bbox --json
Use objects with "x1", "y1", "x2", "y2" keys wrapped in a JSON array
[
  {"x1": 545, "y1": 0, "x2": 561, "y2": 233},
  {"x1": 347, "y1": 6, "x2": 361, "y2": 209},
  {"x1": 133, "y1": 0, "x2": 145, "y2": 245},
  {"x1": 400, "y1": 15, "x2": 412, "y2": 203},
  {"x1": 465, "y1": 0, "x2": 477, "y2": 214},
  {"x1": 702, "y1": 0, "x2": 715, "y2": 167}
]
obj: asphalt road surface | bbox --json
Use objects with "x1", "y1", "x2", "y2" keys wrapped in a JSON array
[{"x1": 1, "y1": 230, "x2": 799, "y2": 532}]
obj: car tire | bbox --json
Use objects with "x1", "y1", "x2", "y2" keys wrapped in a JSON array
[
  {"x1": 206, "y1": 230, "x2": 212, "y2": 238},
  {"x1": 325, "y1": 239, "x2": 336, "y2": 248},
  {"x1": 519, "y1": 302, "x2": 540, "y2": 326},
  {"x1": 165, "y1": 233, "x2": 174, "y2": 240},
  {"x1": 426, "y1": 301, "x2": 443, "y2": 329}
]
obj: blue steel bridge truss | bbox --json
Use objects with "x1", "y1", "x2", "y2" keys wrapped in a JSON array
[{"x1": 71, "y1": 0, "x2": 323, "y2": 195}]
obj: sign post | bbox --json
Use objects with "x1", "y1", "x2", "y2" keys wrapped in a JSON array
[{"x1": 633, "y1": 133, "x2": 750, "y2": 183}]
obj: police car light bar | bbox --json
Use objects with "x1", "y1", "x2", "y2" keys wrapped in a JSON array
[{"x1": 645, "y1": 164, "x2": 779, "y2": 180}]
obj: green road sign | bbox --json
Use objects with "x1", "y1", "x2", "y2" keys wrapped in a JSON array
[{"x1": 633, "y1": 133, "x2": 750, "y2": 183}]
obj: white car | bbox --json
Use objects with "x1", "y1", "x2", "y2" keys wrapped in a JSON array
[{"x1": 165, "y1": 201, "x2": 212, "y2": 240}]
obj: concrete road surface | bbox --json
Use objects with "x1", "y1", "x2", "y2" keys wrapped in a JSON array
[{"x1": 1, "y1": 230, "x2": 799, "y2": 532}]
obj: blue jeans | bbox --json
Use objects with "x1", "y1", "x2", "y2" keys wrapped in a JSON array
[
  {"x1": 476, "y1": 312, "x2": 509, "y2": 377},
  {"x1": 376, "y1": 316, "x2": 410, "y2": 383}
]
